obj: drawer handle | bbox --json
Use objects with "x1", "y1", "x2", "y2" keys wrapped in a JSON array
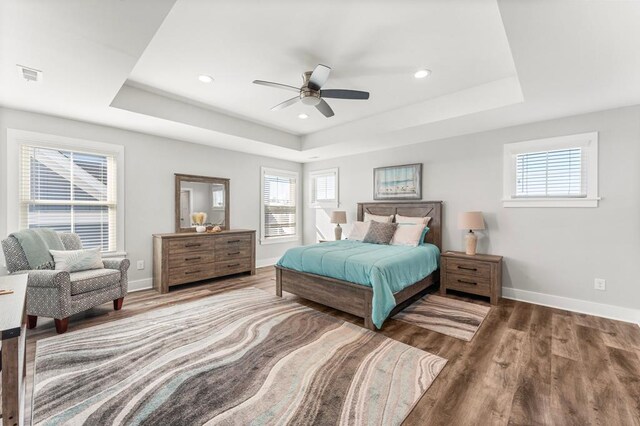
[
  {"x1": 457, "y1": 266, "x2": 477, "y2": 272},
  {"x1": 227, "y1": 251, "x2": 240, "y2": 256},
  {"x1": 185, "y1": 257, "x2": 201, "y2": 261},
  {"x1": 185, "y1": 243, "x2": 201, "y2": 248},
  {"x1": 457, "y1": 279, "x2": 477, "y2": 285},
  {"x1": 227, "y1": 263, "x2": 240, "y2": 268},
  {"x1": 185, "y1": 270, "x2": 201, "y2": 275},
  {"x1": 227, "y1": 240, "x2": 241, "y2": 244}
]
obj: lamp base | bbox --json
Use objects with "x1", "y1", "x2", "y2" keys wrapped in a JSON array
[
  {"x1": 334, "y1": 224, "x2": 342, "y2": 241},
  {"x1": 465, "y1": 231, "x2": 478, "y2": 255}
]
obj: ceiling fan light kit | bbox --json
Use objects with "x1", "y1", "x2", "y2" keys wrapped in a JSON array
[{"x1": 253, "y1": 64, "x2": 370, "y2": 118}]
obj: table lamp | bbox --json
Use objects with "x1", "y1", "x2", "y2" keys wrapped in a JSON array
[
  {"x1": 458, "y1": 211, "x2": 485, "y2": 255},
  {"x1": 330, "y1": 211, "x2": 347, "y2": 241}
]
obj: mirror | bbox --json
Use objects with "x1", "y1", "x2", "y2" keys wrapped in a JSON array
[{"x1": 175, "y1": 174, "x2": 230, "y2": 232}]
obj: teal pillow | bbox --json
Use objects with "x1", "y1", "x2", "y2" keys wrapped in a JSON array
[{"x1": 419, "y1": 226, "x2": 430, "y2": 245}]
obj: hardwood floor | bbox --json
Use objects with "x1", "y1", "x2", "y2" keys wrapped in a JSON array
[{"x1": 17, "y1": 267, "x2": 640, "y2": 425}]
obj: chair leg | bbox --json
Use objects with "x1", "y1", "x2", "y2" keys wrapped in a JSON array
[
  {"x1": 54, "y1": 318, "x2": 69, "y2": 334},
  {"x1": 113, "y1": 297, "x2": 124, "y2": 311},
  {"x1": 27, "y1": 315, "x2": 38, "y2": 329}
]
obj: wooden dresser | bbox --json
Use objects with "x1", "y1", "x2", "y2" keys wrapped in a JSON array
[
  {"x1": 440, "y1": 251, "x2": 503, "y2": 305},
  {"x1": 153, "y1": 229, "x2": 256, "y2": 293}
]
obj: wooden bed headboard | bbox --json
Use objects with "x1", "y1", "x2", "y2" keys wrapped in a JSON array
[{"x1": 357, "y1": 201, "x2": 443, "y2": 251}]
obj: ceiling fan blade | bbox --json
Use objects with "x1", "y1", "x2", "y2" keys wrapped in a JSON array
[
  {"x1": 271, "y1": 96, "x2": 300, "y2": 111},
  {"x1": 308, "y1": 64, "x2": 331, "y2": 90},
  {"x1": 315, "y1": 99, "x2": 335, "y2": 118},
  {"x1": 253, "y1": 80, "x2": 300, "y2": 93},
  {"x1": 320, "y1": 89, "x2": 370, "y2": 100}
]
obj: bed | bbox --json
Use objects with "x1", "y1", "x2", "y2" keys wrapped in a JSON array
[{"x1": 275, "y1": 201, "x2": 443, "y2": 330}]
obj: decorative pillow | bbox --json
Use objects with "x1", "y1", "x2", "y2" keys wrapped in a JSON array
[
  {"x1": 395, "y1": 214, "x2": 431, "y2": 225},
  {"x1": 419, "y1": 226, "x2": 430, "y2": 245},
  {"x1": 363, "y1": 221, "x2": 397, "y2": 245},
  {"x1": 347, "y1": 221, "x2": 371, "y2": 241},
  {"x1": 364, "y1": 212, "x2": 394, "y2": 223},
  {"x1": 49, "y1": 248, "x2": 104, "y2": 272},
  {"x1": 391, "y1": 224, "x2": 426, "y2": 247}
]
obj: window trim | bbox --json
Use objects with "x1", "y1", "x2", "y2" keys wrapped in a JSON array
[
  {"x1": 260, "y1": 166, "x2": 300, "y2": 245},
  {"x1": 502, "y1": 132, "x2": 599, "y2": 208},
  {"x1": 6, "y1": 129, "x2": 126, "y2": 255},
  {"x1": 309, "y1": 167, "x2": 339, "y2": 208}
]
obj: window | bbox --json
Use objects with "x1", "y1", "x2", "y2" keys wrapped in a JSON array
[
  {"x1": 261, "y1": 167, "x2": 299, "y2": 243},
  {"x1": 309, "y1": 168, "x2": 339, "y2": 208},
  {"x1": 503, "y1": 132, "x2": 599, "y2": 207},
  {"x1": 7, "y1": 129, "x2": 125, "y2": 255}
]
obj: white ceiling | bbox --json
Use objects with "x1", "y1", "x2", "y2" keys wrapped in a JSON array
[{"x1": 1, "y1": 0, "x2": 640, "y2": 163}]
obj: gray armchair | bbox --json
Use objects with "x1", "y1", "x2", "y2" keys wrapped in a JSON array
[{"x1": 1, "y1": 232, "x2": 129, "y2": 333}]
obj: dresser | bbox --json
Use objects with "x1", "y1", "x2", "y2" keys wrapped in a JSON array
[
  {"x1": 153, "y1": 230, "x2": 256, "y2": 293},
  {"x1": 440, "y1": 251, "x2": 503, "y2": 305}
]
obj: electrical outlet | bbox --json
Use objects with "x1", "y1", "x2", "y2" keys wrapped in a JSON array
[
  {"x1": 594, "y1": 278, "x2": 606, "y2": 291},
  {"x1": 137, "y1": 260, "x2": 144, "y2": 270}
]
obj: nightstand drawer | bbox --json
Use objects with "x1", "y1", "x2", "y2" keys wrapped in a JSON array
[
  {"x1": 445, "y1": 272, "x2": 491, "y2": 295},
  {"x1": 445, "y1": 258, "x2": 491, "y2": 278}
]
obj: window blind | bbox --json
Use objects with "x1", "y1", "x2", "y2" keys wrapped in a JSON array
[
  {"x1": 19, "y1": 145, "x2": 117, "y2": 251},
  {"x1": 515, "y1": 148, "x2": 585, "y2": 198},
  {"x1": 313, "y1": 173, "x2": 336, "y2": 202},
  {"x1": 263, "y1": 172, "x2": 297, "y2": 238}
]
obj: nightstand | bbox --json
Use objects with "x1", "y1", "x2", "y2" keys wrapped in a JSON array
[{"x1": 440, "y1": 251, "x2": 503, "y2": 305}]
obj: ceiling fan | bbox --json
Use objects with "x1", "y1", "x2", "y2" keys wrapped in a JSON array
[{"x1": 253, "y1": 64, "x2": 370, "y2": 118}]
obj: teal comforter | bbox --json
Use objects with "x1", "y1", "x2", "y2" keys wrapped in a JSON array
[{"x1": 276, "y1": 240, "x2": 440, "y2": 328}]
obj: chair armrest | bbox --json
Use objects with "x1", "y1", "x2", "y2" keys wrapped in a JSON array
[
  {"x1": 26, "y1": 270, "x2": 70, "y2": 289},
  {"x1": 103, "y1": 258, "x2": 130, "y2": 272}
]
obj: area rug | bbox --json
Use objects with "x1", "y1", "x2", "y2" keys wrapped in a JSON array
[
  {"x1": 392, "y1": 294, "x2": 491, "y2": 341},
  {"x1": 32, "y1": 287, "x2": 447, "y2": 425}
]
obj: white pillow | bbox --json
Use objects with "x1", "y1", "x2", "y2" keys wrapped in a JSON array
[
  {"x1": 347, "y1": 221, "x2": 371, "y2": 241},
  {"x1": 391, "y1": 224, "x2": 426, "y2": 247},
  {"x1": 50, "y1": 248, "x2": 104, "y2": 272},
  {"x1": 395, "y1": 214, "x2": 431, "y2": 225},
  {"x1": 364, "y1": 212, "x2": 394, "y2": 223}
]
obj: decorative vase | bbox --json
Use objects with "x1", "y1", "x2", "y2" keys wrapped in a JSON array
[{"x1": 196, "y1": 225, "x2": 206, "y2": 233}]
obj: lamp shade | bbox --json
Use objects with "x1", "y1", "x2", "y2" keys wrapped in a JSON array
[
  {"x1": 458, "y1": 211, "x2": 485, "y2": 230},
  {"x1": 330, "y1": 210, "x2": 347, "y2": 224}
]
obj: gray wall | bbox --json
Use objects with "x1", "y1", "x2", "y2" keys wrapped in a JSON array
[
  {"x1": 303, "y1": 105, "x2": 640, "y2": 312},
  {"x1": 0, "y1": 107, "x2": 302, "y2": 286}
]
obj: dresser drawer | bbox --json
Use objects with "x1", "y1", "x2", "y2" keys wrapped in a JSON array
[
  {"x1": 445, "y1": 258, "x2": 492, "y2": 278},
  {"x1": 168, "y1": 263, "x2": 216, "y2": 286},
  {"x1": 214, "y1": 245, "x2": 253, "y2": 261},
  {"x1": 445, "y1": 272, "x2": 491, "y2": 295},
  {"x1": 214, "y1": 234, "x2": 252, "y2": 249},
  {"x1": 168, "y1": 252, "x2": 216, "y2": 269},
  {"x1": 168, "y1": 238, "x2": 215, "y2": 254},
  {"x1": 215, "y1": 258, "x2": 252, "y2": 275}
]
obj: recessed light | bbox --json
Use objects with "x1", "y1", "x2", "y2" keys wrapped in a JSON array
[
  {"x1": 414, "y1": 69, "x2": 431, "y2": 79},
  {"x1": 309, "y1": 156, "x2": 319, "y2": 159},
  {"x1": 298, "y1": 113, "x2": 309, "y2": 119},
  {"x1": 198, "y1": 74, "x2": 213, "y2": 83}
]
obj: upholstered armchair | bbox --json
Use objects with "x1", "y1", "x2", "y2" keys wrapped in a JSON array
[{"x1": 1, "y1": 232, "x2": 129, "y2": 333}]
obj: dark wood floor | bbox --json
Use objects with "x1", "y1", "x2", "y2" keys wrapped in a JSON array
[{"x1": 18, "y1": 267, "x2": 640, "y2": 425}]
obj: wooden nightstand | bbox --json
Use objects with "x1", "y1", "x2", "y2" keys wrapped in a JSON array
[{"x1": 440, "y1": 251, "x2": 503, "y2": 305}]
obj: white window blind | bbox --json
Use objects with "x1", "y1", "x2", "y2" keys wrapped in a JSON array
[
  {"x1": 309, "y1": 168, "x2": 338, "y2": 207},
  {"x1": 515, "y1": 148, "x2": 586, "y2": 198},
  {"x1": 262, "y1": 169, "x2": 298, "y2": 240},
  {"x1": 19, "y1": 145, "x2": 117, "y2": 252}
]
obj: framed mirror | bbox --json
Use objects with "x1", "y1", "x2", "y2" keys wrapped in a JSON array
[{"x1": 175, "y1": 174, "x2": 230, "y2": 232}]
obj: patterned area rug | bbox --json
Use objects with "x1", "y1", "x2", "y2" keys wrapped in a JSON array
[
  {"x1": 32, "y1": 287, "x2": 447, "y2": 425},
  {"x1": 393, "y1": 294, "x2": 491, "y2": 341}
]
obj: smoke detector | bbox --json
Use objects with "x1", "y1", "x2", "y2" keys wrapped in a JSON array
[{"x1": 17, "y1": 65, "x2": 43, "y2": 82}]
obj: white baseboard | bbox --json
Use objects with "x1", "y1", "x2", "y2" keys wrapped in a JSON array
[
  {"x1": 502, "y1": 287, "x2": 640, "y2": 325},
  {"x1": 128, "y1": 277, "x2": 153, "y2": 292},
  {"x1": 257, "y1": 257, "x2": 280, "y2": 268}
]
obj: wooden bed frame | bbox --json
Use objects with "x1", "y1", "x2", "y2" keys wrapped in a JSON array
[{"x1": 275, "y1": 201, "x2": 443, "y2": 330}]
